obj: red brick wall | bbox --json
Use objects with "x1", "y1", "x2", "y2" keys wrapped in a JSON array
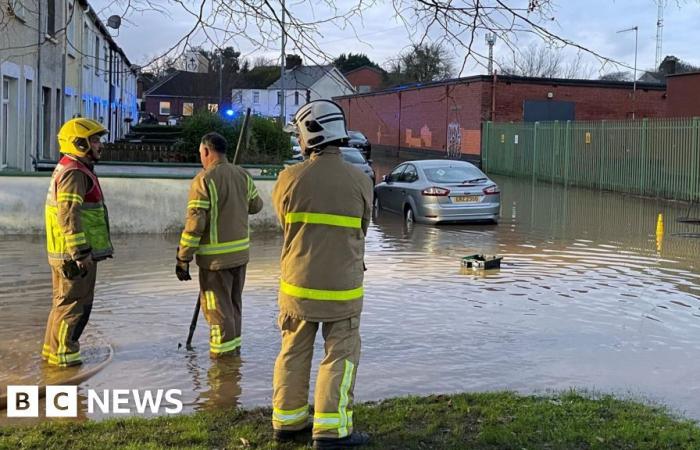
[
  {"x1": 337, "y1": 93, "x2": 400, "y2": 148},
  {"x1": 492, "y1": 80, "x2": 666, "y2": 121},
  {"x1": 345, "y1": 68, "x2": 384, "y2": 92},
  {"x1": 337, "y1": 77, "x2": 668, "y2": 160},
  {"x1": 666, "y1": 73, "x2": 700, "y2": 118}
]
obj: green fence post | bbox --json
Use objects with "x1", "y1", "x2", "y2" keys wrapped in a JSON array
[
  {"x1": 532, "y1": 121, "x2": 539, "y2": 184},
  {"x1": 564, "y1": 120, "x2": 571, "y2": 187},
  {"x1": 692, "y1": 117, "x2": 700, "y2": 201},
  {"x1": 640, "y1": 118, "x2": 648, "y2": 196},
  {"x1": 483, "y1": 121, "x2": 491, "y2": 173}
]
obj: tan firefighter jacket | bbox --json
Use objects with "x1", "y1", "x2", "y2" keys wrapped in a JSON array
[
  {"x1": 178, "y1": 160, "x2": 263, "y2": 270},
  {"x1": 272, "y1": 146, "x2": 373, "y2": 322}
]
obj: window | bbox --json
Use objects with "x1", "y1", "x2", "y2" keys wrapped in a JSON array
[
  {"x1": 46, "y1": 0, "x2": 56, "y2": 36},
  {"x1": 82, "y1": 24, "x2": 90, "y2": 68},
  {"x1": 159, "y1": 102, "x2": 171, "y2": 115},
  {"x1": 424, "y1": 165, "x2": 486, "y2": 184},
  {"x1": 24, "y1": 80, "x2": 33, "y2": 163},
  {"x1": 104, "y1": 46, "x2": 108, "y2": 81},
  {"x1": 95, "y1": 37, "x2": 100, "y2": 75},
  {"x1": 66, "y1": 2, "x2": 75, "y2": 47},
  {"x1": 182, "y1": 102, "x2": 194, "y2": 116},
  {"x1": 295, "y1": 91, "x2": 299, "y2": 105},
  {"x1": 276, "y1": 90, "x2": 281, "y2": 105},
  {"x1": 400, "y1": 164, "x2": 418, "y2": 183},
  {"x1": 1, "y1": 79, "x2": 9, "y2": 167},
  {"x1": 41, "y1": 87, "x2": 52, "y2": 159},
  {"x1": 8, "y1": 0, "x2": 28, "y2": 22},
  {"x1": 387, "y1": 164, "x2": 406, "y2": 182},
  {"x1": 253, "y1": 91, "x2": 260, "y2": 104},
  {"x1": 207, "y1": 103, "x2": 218, "y2": 113}
]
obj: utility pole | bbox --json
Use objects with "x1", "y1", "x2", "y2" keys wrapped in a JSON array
[
  {"x1": 279, "y1": 0, "x2": 286, "y2": 124},
  {"x1": 617, "y1": 26, "x2": 638, "y2": 120},
  {"x1": 655, "y1": 0, "x2": 665, "y2": 69},
  {"x1": 218, "y1": 50, "x2": 223, "y2": 110}
]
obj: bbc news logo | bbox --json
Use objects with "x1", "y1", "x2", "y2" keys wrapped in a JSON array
[{"x1": 5, "y1": 386, "x2": 183, "y2": 417}]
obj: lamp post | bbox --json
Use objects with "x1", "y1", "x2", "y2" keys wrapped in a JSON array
[{"x1": 617, "y1": 26, "x2": 638, "y2": 119}]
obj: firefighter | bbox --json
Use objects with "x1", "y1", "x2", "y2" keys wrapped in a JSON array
[
  {"x1": 176, "y1": 132, "x2": 263, "y2": 358},
  {"x1": 271, "y1": 100, "x2": 373, "y2": 449},
  {"x1": 42, "y1": 118, "x2": 113, "y2": 367}
]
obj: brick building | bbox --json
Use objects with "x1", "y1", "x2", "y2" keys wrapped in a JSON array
[
  {"x1": 343, "y1": 66, "x2": 385, "y2": 93},
  {"x1": 666, "y1": 72, "x2": 700, "y2": 117},
  {"x1": 335, "y1": 74, "x2": 670, "y2": 163}
]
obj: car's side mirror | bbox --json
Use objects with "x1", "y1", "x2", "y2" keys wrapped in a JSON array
[
  {"x1": 382, "y1": 175, "x2": 390, "y2": 183},
  {"x1": 367, "y1": 159, "x2": 373, "y2": 166}
]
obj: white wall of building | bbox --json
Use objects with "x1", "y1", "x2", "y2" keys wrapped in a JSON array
[{"x1": 0, "y1": 0, "x2": 138, "y2": 172}]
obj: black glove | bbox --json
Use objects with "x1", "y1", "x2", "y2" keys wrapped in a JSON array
[{"x1": 176, "y1": 258, "x2": 191, "y2": 281}]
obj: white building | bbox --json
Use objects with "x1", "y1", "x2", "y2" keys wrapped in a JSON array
[
  {"x1": 231, "y1": 64, "x2": 355, "y2": 123},
  {"x1": 0, "y1": 0, "x2": 138, "y2": 171}
]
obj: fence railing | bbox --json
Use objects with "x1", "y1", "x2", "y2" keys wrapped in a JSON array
[
  {"x1": 101, "y1": 143, "x2": 197, "y2": 163},
  {"x1": 482, "y1": 118, "x2": 700, "y2": 202}
]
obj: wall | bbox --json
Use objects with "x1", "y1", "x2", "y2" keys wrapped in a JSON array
[
  {"x1": 337, "y1": 76, "x2": 669, "y2": 163},
  {"x1": 666, "y1": 73, "x2": 700, "y2": 118},
  {"x1": 0, "y1": 176, "x2": 278, "y2": 235}
]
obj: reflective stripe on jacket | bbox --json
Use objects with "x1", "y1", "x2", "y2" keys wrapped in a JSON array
[
  {"x1": 45, "y1": 155, "x2": 113, "y2": 263},
  {"x1": 272, "y1": 147, "x2": 373, "y2": 322},
  {"x1": 178, "y1": 160, "x2": 263, "y2": 270}
]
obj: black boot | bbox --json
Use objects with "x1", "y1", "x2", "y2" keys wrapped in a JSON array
[
  {"x1": 273, "y1": 422, "x2": 312, "y2": 443},
  {"x1": 313, "y1": 432, "x2": 370, "y2": 449}
]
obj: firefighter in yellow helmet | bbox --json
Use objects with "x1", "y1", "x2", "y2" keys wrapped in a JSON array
[
  {"x1": 271, "y1": 100, "x2": 373, "y2": 449},
  {"x1": 175, "y1": 132, "x2": 263, "y2": 358},
  {"x1": 42, "y1": 118, "x2": 113, "y2": 367}
]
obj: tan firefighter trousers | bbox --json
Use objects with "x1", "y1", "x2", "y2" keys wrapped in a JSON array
[
  {"x1": 272, "y1": 314, "x2": 361, "y2": 439},
  {"x1": 42, "y1": 264, "x2": 97, "y2": 367},
  {"x1": 198, "y1": 265, "x2": 246, "y2": 357}
]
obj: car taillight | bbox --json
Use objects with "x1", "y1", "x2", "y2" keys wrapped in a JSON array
[
  {"x1": 483, "y1": 185, "x2": 500, "y2": 195},
  {"x1": 422, "y1": 187, "x2": 450, "y2": 196}
]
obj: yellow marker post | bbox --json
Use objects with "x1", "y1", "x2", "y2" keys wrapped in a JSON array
[{"x1": 655, "y1": 213, "x2": 664, "y2": 253}]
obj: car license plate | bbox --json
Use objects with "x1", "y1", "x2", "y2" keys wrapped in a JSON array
[{"x1": 453, "y1": 195, "x2": 480, "y2": 203}]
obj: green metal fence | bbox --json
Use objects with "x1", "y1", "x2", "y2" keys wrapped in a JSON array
[{"x1": 482, "y1": 118, "x2": 700, "y2": 201}]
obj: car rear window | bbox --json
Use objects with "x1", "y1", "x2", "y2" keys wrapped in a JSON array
[
  {"x1": 342, "y1": 150, "x2": 367, "y2": 164},
  {"x1": 348, "y1": 131, "x2": 364, "y2": 140},
  {"x1": 424, "y1": 165, "x2": 485, "y2": 183}
]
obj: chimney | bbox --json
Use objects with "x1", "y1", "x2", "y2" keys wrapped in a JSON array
[{"x1": 285, "y1": 54, "x2": 302, "y2": 70}]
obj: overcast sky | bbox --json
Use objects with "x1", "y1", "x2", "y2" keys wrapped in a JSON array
[{"x1": 92, "y1": 0, "x2": 700, "y2": 76}]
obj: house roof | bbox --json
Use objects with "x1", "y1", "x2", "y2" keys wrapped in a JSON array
[
  {"x1": 145, "y1": 67, "x2": 280, "y2": 97},
  {"x1": 267, "y1": 65, "x2": 337, "y2": 90}
]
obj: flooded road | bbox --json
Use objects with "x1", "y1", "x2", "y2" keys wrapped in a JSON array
[{"x1": 1, "y1": 157, "x2": 699, "y2": 421}]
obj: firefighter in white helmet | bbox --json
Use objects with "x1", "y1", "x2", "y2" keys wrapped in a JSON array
[
  {"x1": 42, "y1": 118, "x2": 113, "y2": 367},
  {"x1": 271, "y1": 100, "x2": 373, "y2": 449}
]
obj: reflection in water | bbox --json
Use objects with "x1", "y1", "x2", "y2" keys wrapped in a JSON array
[{"x1": 1, "y1": 157, "x2": 699, "y2": 421}]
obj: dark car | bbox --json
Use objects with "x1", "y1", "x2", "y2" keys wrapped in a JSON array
[
  {"x1": 340, "y1": 147, "x2": 375, "y2": 184},
  {"x1": 347, "y1": 130, "x2": 371, "y2": 160}
]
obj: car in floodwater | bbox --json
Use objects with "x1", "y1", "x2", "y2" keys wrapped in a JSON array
[
  {"x1": 340, "y1": 147, "x2": 375, "y2": 184},
  {"x1": 373, "y1": 160, "x2": 500, "y2": 225}
]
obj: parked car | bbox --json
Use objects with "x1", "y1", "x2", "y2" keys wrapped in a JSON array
[
  {"x1": 374, "y1": 160, "x2": 500, "y2": 225},
  {"x1": 347, "y1": 130, "x2": 371, "y2": 159},
  {"x1": 290, "y1": 135, "x2": 303, "y2": 161},
  {"x1": 340, "y1": 147, "x2": 375, "y2": 184}
]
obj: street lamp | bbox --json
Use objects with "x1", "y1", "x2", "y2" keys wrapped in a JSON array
[{"x1": 616, "y1": 26, "x2": 638, "y2": 119}]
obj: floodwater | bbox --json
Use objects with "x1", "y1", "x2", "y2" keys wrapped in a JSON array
[{"x1": 1, "y1": 156, "x2": 699, "y2": 422}]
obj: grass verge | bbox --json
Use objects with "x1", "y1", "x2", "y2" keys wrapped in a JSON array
[{"x1": 1, "y1": 391, "x2": 699, "y2": 449}]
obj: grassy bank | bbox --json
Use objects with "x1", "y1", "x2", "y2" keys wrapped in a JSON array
[{"x1": 2, "y1": 391, "x2": 699, "y2": 449}]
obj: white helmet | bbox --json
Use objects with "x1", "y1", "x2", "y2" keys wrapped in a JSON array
[{"x1": 285, "y1": 100, "x2": 348, "y2": 150}]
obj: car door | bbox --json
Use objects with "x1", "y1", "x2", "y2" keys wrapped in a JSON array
[
  {"x1": 396, "y1": 164, "x2": 419, "y2": 212},
  {"x1": 382, "y1": 164, "x2": 406, "y2": 213}
]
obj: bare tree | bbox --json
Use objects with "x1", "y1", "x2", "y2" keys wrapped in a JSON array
[
  {"x1": 251, "y1": 56, "x2": 277, "y2": 68},
  {"x1": 91, "y1": 0, "x2": 632, "y2": 76},
  {"x1": 499, "y1": 43, "x2": 593, "y2": 79},
  {"x1": 598, "y1": 71, "x2": 633, "y2": 82}
]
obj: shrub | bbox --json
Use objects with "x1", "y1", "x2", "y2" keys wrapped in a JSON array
[{"x1": 177, "y1": 111, "x2": 291, "y2": 164}]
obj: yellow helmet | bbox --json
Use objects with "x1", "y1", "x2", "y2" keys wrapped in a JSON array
[{"x1": 57, "y1": 118, "x2": 108, "y2": 157}]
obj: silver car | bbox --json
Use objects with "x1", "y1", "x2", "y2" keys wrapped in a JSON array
[
  {"x1": 340, "y1": 147, "x2": 375, "y2": 184},
  {"x1": 374, "y1": 160, "x2": 500, "y2": 224}
]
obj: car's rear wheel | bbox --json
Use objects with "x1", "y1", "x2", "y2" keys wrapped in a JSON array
[{"x1": 404, "y1": 205, "x2": 415, "y2": 226}]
